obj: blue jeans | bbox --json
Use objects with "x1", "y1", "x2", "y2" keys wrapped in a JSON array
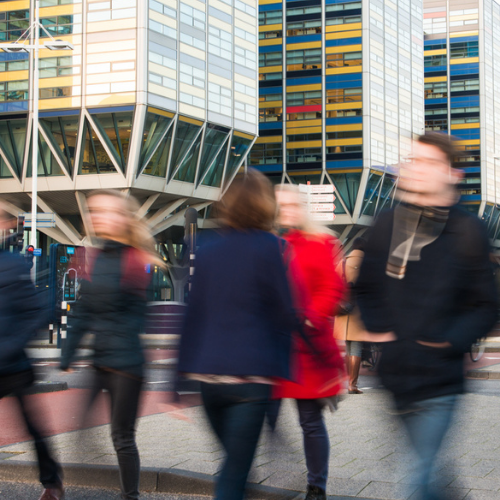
[
  {"x1": 297, "y1": 399, "x2": 329, "y2": 490},
  {"x1": 201, "y1": 383, "x2": 271, "y2": 500},
  {"x1": 399, "y1": 395, "x2": 457, "y2": 500}
]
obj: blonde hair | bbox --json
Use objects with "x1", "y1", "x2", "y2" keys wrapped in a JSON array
[
  {"x1": 86, "y1": 189, "x2": 167, "y2": 269},
  {"x1": 275, "y1": 184, "x2": 335, "y2": 237}
]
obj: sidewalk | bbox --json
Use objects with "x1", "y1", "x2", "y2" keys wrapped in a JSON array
[{"x1": 2, "y1": 392, "x2": 500, "y2": 499}]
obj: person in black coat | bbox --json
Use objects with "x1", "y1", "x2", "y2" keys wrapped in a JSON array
[
  {"x1": 0, "y1": 204, "x2": 63, "y2": 500},
  {"x1": 61, "y1": 189, "x2": 165, "y2": 500},
  {"x1": 356, "y1": 133, "x2": 498, "y2": 500},
  {"x1": 178, "y1": 170, "x2": 298, "y2": 500}
]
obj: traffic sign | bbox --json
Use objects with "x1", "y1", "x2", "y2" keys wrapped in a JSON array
[
  {"x1": 312, "y1": 213, "x2": 336, "y2": 221},
  {"x1": 299, "y1": 184, "x2": 335, "y2": 194},
  {"x1": 310, "y1": 203, "x2": 336, "y2": 212},
  {"x1": 22, "y1": 212, "x2": 56, "y2": 228},
  {"x1": 33, "y1": 248, "x2": 42, "y2": 256},
  {"x1": 310, "y1": 194, "x2": 335, "y2": 203}
]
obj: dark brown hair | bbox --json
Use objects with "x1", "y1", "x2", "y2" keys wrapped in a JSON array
[
  {"x1": 417, "y1": 132, "x2": 459, "y2": 167},
  {"x1": 217, "y1": 168, "x2": 276, "y2": 231}
]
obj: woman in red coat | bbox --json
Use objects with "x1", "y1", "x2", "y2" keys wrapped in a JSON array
[{"x1": 275, "y1": 184, "x2": 346, "y2": 500}]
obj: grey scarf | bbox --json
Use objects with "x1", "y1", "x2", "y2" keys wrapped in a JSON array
[{"x1": 386, "y1": 204, "x2": 449, "y2": 279}]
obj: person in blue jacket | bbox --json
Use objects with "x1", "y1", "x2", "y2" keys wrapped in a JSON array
[
  {"x1": 178, "y1": 169, "x2": 298, "y2": 500},
  {"x1": 0, "y1": 203, "x2": 63, "y2": 500}
]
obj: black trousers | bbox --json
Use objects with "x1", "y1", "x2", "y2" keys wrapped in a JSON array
[
  {"x1": 201, "y1": 383, "x2": 271, "y2": 500},
  {"x1": 0, "y1": 369, "x2": 62, "y2": 488},
  {"x1": 87, "y1": 367, "x2": 143, "y2": 500}
]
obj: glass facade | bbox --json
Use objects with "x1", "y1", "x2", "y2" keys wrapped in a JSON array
[{"x1": 252, "y1": 0, "x2": 423, "y2": 227}]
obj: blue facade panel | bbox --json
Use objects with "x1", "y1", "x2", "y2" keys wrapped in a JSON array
[
  {"x1": 424, "y1": 38, "x2": 446, "y2": 46},
  {"x1": 259, "y1": 3, "x2": 282, "y2": 11},
  {"x1": 325, "y1": 37, "x2": 362, "y2": 47},
  {"x1": 326, "y1": 73, "x2": 362, "y2": 85},
  {"x1": 450, "y1": 63, "x2": 479, "y2": 76},
  {"x1": 450, "y1": 95, "x2": 480, "y2": 107},
  {"x1": 259, "y1": 86, "x2": 283, "y2": 95},
  {"x1": 326, "y1": 117, "x2": 362, "y2": 125},
  {"x1": 260, "y1": 44, "x2": 283, "y2": 53},
  {"x1": 259, "y1": 122, "x2": 283, "y2": 130},
  {"x1": 287, "y1": 35, "x2": 322, "y2": 44},
  {"x1": 0, "y1": 102, "x2": 28, "y2": 113},
  {"x1": 255, "y1": 164, "x2": 283, "y2": 172},
  {"x1": 286, "y1": 76, "x2": 322, "y2": 86},
  {"x1": 327, "y1": 160, "x2": 363, "y2": 169},
  {"x1": 452, "y1": 129, "x2": 480, "y2": 140}
]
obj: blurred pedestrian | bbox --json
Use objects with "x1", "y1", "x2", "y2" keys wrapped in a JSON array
[
  {"x1": 177, "y1": 169, "x2": 297, "y2": 500},
  {"x1": 274, "y1": 185, "x2": 346, "y2": 500},
  {"x1": 61, "y1": 189, "x2": 164, "y2": 500},
  {"x1": 356, "y1": 132, "x2": 498, "y2": 500},
  {"x1": 334, "y1": 236, "x2": 369, "y2": 394},
  {"x1": 0, "y1": 203, "x2": 64, "y2": 500}
]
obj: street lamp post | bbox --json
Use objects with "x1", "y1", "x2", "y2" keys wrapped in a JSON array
[{"x1": 0, "y1": 0, "x2": 73, "y2": 281}]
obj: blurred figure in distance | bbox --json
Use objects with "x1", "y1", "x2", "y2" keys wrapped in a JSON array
[
  {"x1": 356, "y1": 132, "x2": 497, "y2": 500},
  {"x1": 274, "y1": 184, "x2": 346, "y2": 500},
  {"x1": 178, "y1": 169, "x2": 298, "y2": 500},
  {"x1": 61, "y1": 189, "x2": 165, "y2": 500},
  {"x1": 0, "y1": 203, "x2": 64, "y2": 500}
]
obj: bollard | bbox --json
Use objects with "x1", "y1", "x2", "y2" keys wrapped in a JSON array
[
  {"x1": 49, "y1": 323, "x2": 54, "y2": 345},
  {"x1": 59, "y1": 301, "x2": 68, "y2": 350}
]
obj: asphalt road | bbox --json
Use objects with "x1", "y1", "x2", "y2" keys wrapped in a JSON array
[{"x1": 0, "y1": 481, "x2": 209, "y2": 500}]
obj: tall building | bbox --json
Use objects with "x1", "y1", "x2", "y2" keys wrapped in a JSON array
[
  {"x1": 252, "y1": 0, "x2": 424, "y2": 237},
  {"x1": 424, "y1": 0, "x2": 500, "y2": 239},
  {"x1": 0, "y1": 0, "x2": 259, "y2": 297}
]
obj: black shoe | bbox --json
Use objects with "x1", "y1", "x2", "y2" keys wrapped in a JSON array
[{"x1": 305, "y1": 484, "x2": 326, "y2": 500}]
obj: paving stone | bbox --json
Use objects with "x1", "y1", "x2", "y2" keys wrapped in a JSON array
[
  {"x1": 450, "y1": 476, "x2": 500, "y2": 491},
  {"x1": 357, "y1": 481, "x2": 418, "y2": 500}
]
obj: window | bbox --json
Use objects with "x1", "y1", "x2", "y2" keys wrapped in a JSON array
[
  {"x1": 208, "y1": 82, "x2": 232, "y2": 116},
  {"x1": 424, "y1": 82, "x2": 447, "y2": 99},
  {"x1": 259, "y1": 51, "x2": 282, "y2": 68},
  {"x1": 425, "y1": 43, "x2": 446, "y2": 51},
  {"x1": 179, "y1": 92, "x2": 205, "y2": 108},
  {"x1": 287, "y1": 6, "x2": 321, "y2": 16},
  {"x1": 326, "y1": 109, "x2": 361, "y2": 118},
  {"x1": 149, "y1": 48, "x2": 176, "y2": 70},
  {"x1": 0, "y1": 58, "x2": 29, "y2": 72},
  {"x1": 180, "y1": 3, "x2": 205, "y2": 30},
  {"x1": 259, "y1": 30, "x2": 282, "y2": 39},
  {"x1": 287, "y1": 90, "x2": 321, "y2": 106},
  {"x1": 235, "y1": 27, "x2": 256, "y2": 44},
  {"x1": 450, "y1": 79, "x2": 479, "y2": 92},
  {"x1": 149, "y1": 19, "x2": 177, "y2": 39},
  {"x1": 326, "y1": 51, "x2": 362, "y2": 68},
  {"x1": 326, "y1": 15, "x2": 361, "y2": 25},
  {"x1": 326, "y1": 88, "x2": 361, "y2": 103},
  {"x1": 180, "y1": 63, "x2": 205, "y2": 88},
  {"x1": 235, "y1": 46, "x2": 257, "y2": 69},
  {"x1": 259, "y1": 107, "x2": 283, "y2": 122},
  {"x1": 40, "y1": 0, "x2": 74, "y2": 5},
  {"x1": 150, "y1": 0, "x2": 177, "y2": 18},
  {"x1": 149, "y1": 72, "x2": 177, "y2": 89},
  {"x1": 287, "y1": 20, "x2": 321, "y2": 37},
  {"x1": 209, "y1": 26, "x2": 232, "y2": 60},
  {"x1": 0, "y1": 10, "x2": 29, "y2": 42},
  {"x1": 259, "y1": 93, "x2": 282, "y2": 102},
  {"x1": 287, "y1": 147, "x2": 322, "y2": 163},
  {"x1": 287, "y1": 111, "x2": 321, "y2": 120},
  {"x1": 286, "y1": 49, "x2": 321, "y2": 71},
  {"x1": 235, "y1": 82, "x2": 256, "y2": 97},
  {"x1": 325, "y1": 2, "x2": 361, "y2": 12},
  {"x1": 425, "y1": 108, "x2": 447, "y2": 116},
  {"x1": 40, "y1": 15, "x2": 75, "y2": 37},
  {"x1": 326, "y1": 130, "x2": 362, "y2": 140},
  {"x1": 425, "y1": 119, "x2": 447, "y2": 131},
  {"x1": 327, "y1": 144, "x2": 362, "y2": 154},
  {"x1": 235, "y1": 0, "x2": 256, "y2": 17},
  {"x1": 259, "y1": 10, "x2": 282, "y2": 26},
  {"x1": 287, "y1": 132, "x2": 322, "y2": 142},
  {"x1": 450, "y1": 41, "x2": 478, "y2": 59},
  {"x1": 234, "y1": 101, "x2": 256, "y2": 122},
  {"x1": 39, "y1": 56, "x2": 79, "y2": 78},
  {"x1": 180, "y1": 33, "x2": 205, "y2": 51},
  {"x1": 0, "y1": 80, "x2": 28, "y2": 102},
  {"x1": 250, "y1": 143, "x2": 283, "y2": 165},
  {"x1": 39, "y1": 87, "x2": 72, "y2": 99},
  {"x1": 424, "y1": 55, "x2": 447, "y2": 67},
  {"x1": 451, "y1": 106, "x2": 479, "y2": 114},
  {"x1": 259, "y1": 72, "x2": 282, "y2": 81}
]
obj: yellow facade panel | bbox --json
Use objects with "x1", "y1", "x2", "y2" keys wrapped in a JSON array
[
  {"x1": 257, "y1": 136, "x2": 283, "y2": 143},
  {"x1": 286, "y1": 140, "x2": 322, "y2": 149},
  {"x1": 286, "y1": 126, "x2": 322, "y2": 135},
  {"x1": 259, "y1": 0, "x2": 282, "y2": 5},
  {"x1": 38, "y1": 76, "x2": 81, "y2": 88},
  {"x1": 287, "y1": 119, "x2": 322, "y2": 128},
  {"x1": 326, "y1": 23, "x2": 362, "y2": 33},
  {"x1": 259, "y1": 39, "x2": 283, "y2": 47},
  {"x1": 325, "y1": 44, "x2": 362, "y2": 54},
  {"x1": 0, "y1": 1, "x2": 29, "y2": 12},
  {"x1": 39, "y1": 4, "x2": 82, "y2": 17},
  {"x1": 454, "y1": 139, "x2": 480, "y2": 146},
  {"x1": 0, "y1": 70, "x2": 29, "y2": 82},
  {"x1": 286, "y1": 41, "x2": 322, "y2": 51},
  {"x1": 86, "y1": 93, "x2": 136, "y2": 107},
  {"x1": 425, "y1": 76, "x2": 447, "y2": 83},
  {"x1": 326, "y1": 124, "x2": 362, "y2": 132},
  {"x1": 234, "y1": 131, "x2": 254, "y2": 140},
  {"x1": 259, "y1": 24, "x2": 282, "y2": 32},
  {"x1": 424, "y1": 49, "x2": 447, "y2": 56},
  {"x1": 259, "y1": 65, "x2": 282, "y2": 74},
  {"x1": 326, "y1": 102, "x2": 363, "y2": 110},
  {"x1": 450, "y1": 57, "x2": 479, "y2": 64},
  {"x1": 259, "y1": 100, "x2": 282, "y2": 108},
  {"x1": 450, "y1": 31, "x2": 479, "y2": 38},
  {"x1": 39, "y1": 97, "x2": 81, "y2": 111},
  {"x1": 326, "y1": 138, "x2": 363, "y2": 147},
  {"x1": 289, "y1": 170, "x2": 322, "y2": 176},
  {"x1": 325, "y1": 66, "x2": 362, "y2": 75},
  {"x1": 286, "y1": 83, "x2": 321, "y2": 92},
  {"x1": 147, "y1": 107, "x2": 175, "y2": 118},
  {"x1": 325, "y1": 30, "x2": 362, "y2": 40},
  {"x1": 450, "y1": 123, "x2": 480, "y2": 130}
]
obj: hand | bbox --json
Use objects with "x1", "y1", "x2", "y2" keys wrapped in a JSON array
[
  {"x1": 318, "y1": 396, "x2": 340, "y2": 413},
  {"x1": 305, "y1": 319, "x2": 314, "y2": 328},
  {"x1": 416, "y1": 340, "x2": 452, "y2": 348}
]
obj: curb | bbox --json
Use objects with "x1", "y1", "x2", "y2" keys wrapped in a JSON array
[
  {"x1": 466, "y1": 369, "x2": 500, "y2": 380},
  {"x1": 21, "y1": 381, "x2": 68, "y2": 395},
  {"x1": 0, "y1": 461, "x2": 381, "y2": 500}
]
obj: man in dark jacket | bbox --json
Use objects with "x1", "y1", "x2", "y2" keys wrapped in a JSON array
[
  {"x1": 356, "y1": 133, "x2": 498, "y2": 500},
  {"x1": 0, "y1": 204, "x2": 63, "y2": 500}
]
